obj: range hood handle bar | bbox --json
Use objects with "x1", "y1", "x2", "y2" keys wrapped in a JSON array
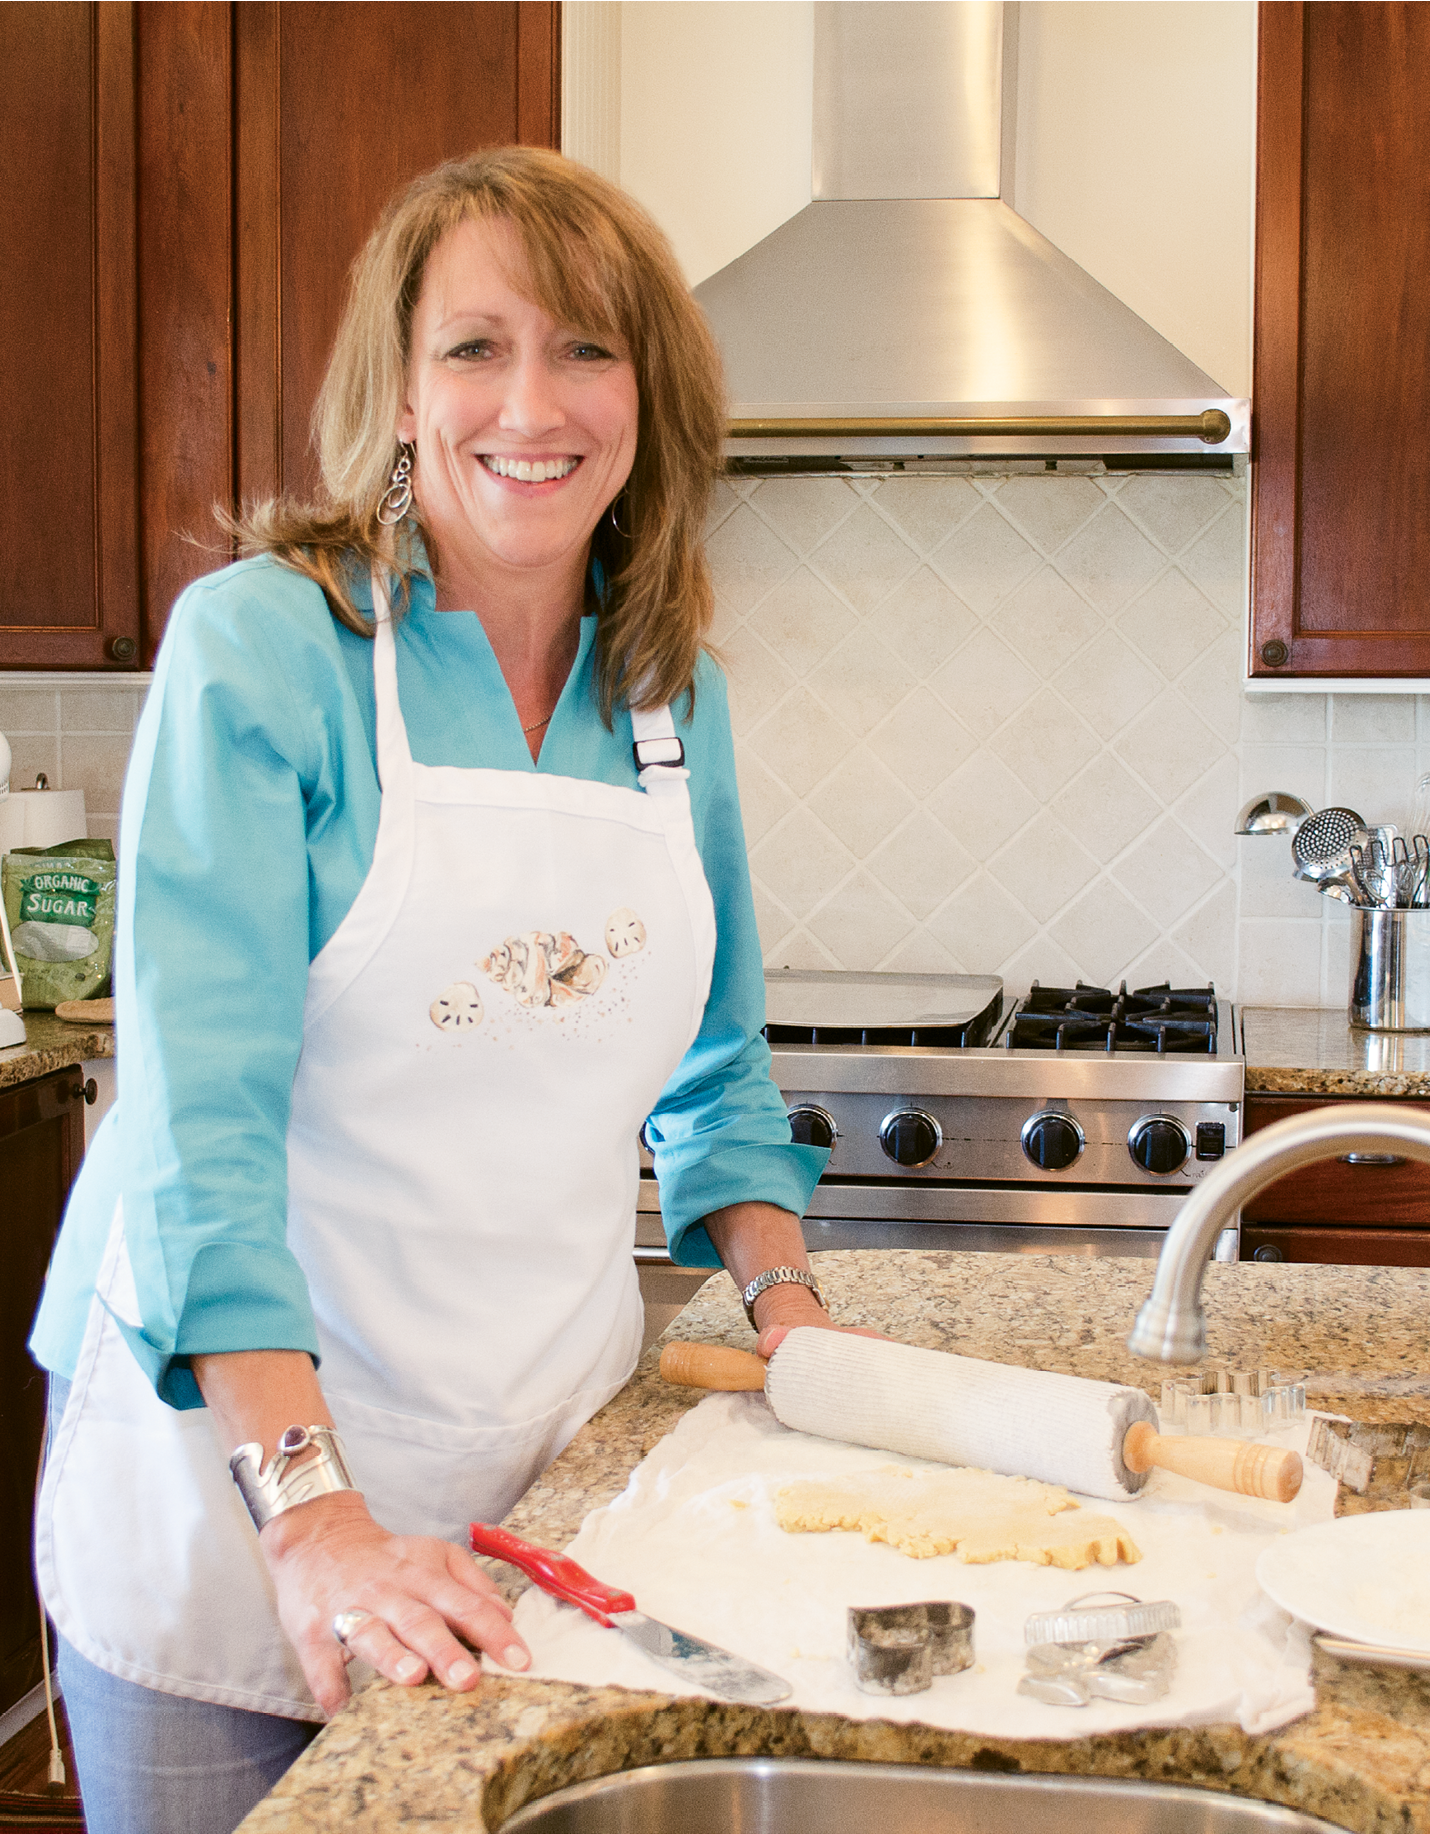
[{"x1": 728, "y1": 410, "x2": 1234, "y2": 445}]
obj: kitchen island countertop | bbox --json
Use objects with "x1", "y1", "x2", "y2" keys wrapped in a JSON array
[
  {"x1": 1242, "y1": 1007, "x2": 1430, "y2": 1098},
  {"x1": 0, "y1": 1006, "x2": 115, "y2": 1091},
  {"x1": 240, "y1": 1252, "x2": 1430, "y2": 1834}
]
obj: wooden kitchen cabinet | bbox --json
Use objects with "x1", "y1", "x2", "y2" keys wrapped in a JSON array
[
  {"x1": 1250, "y1": 3, "x2": 1430, "y2": 678},
  {"x1": 0, "y1": 0, "x2": 559, "y2": 672},
  {"x1": 0, "y1": 1069, "x2": 86, "y2": 1721},
  {"x1": 1240, "y1": 1092, "x2": 1430, "y2": 1265}
]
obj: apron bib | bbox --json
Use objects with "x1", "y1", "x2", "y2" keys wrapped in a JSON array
[{"x1": 37, "y1": 577, "x2": 716, "y2": 1717}]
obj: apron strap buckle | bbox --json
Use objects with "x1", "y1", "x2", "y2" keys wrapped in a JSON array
[{"x1": 632, "y1": 736, "x2": 686, "y2": 773}]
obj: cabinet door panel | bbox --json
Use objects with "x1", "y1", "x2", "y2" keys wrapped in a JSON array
[
  {"x1": 1242, "y1": 1095, "x2": 1430, "y2": 1227},
  {"x1": 0, "y1": 4, "x2": 139, "y2": 668},
  {"x1": 1251, "y1": 2, "x2": 1430, "y2": 677}
]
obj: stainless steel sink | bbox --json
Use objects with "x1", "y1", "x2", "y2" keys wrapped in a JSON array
[{"x1": 499, "y1": 1758, "x2": 1345, "y2": 1834}]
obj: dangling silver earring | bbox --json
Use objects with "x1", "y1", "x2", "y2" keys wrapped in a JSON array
[
  {"x1": 608, "y1": 494, "x2": 632, "y2": 539},
  {"x1": 377, "y1": 443, "x2": 415, "y2": 526}
]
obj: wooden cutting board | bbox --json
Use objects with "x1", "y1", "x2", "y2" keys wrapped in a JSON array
[{"x1": 54, "y1": 998, "x2": 114, "y2": 1024}]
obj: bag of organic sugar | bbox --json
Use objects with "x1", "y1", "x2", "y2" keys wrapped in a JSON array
[{"x1": 1, "y1": 837, "x2": 116, "y2": 1009}]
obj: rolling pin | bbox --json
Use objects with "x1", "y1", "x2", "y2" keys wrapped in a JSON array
[{"x1": 660, "y1": 1333, "x2": 1301, "y2": 1504}]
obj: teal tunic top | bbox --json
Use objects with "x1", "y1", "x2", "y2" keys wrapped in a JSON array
[{"x1": 30, "y1": 556, "x2": 825, "y2": 1409}]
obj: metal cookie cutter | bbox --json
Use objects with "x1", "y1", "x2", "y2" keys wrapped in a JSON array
[
  {"x1": 1018, "y1": 1591, "x2": 1181, "y2": 1708},
  {"x1": 847, "y1": 1602, "x2": 975, "y2": 1696}
]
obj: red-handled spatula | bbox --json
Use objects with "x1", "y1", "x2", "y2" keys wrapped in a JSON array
[{"x1": 469, "y1": 1522, "x2": 792, "y2": 1707}]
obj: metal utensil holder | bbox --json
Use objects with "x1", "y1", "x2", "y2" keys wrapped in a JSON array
[{"x1": 1349, "y1": 908, "x2": 1430, "y2": 1032}]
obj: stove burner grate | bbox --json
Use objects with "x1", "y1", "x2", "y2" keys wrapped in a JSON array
[{"x1": 1008, "y1": 981, "x2": 1218, "y2": 1054}]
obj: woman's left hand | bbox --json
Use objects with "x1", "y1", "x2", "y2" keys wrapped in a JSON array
[{"x1": 753, "y1": 1284, "x2": 885, "y2": 1358}]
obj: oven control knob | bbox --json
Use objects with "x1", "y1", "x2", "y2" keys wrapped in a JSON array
[
  {"x1": 878, "y1": 1109, "x2": 942, "y2": 1168},
  {"x1": 1129, "y1": 1114, "x2": 1192, "y2": 1175},
  {"x1": 787, "y1": 1105, "x2": 836, "y2": 1150},
  {"x1": 1021, "y1": 1111, "x2": 1084, "y2": 1172}
]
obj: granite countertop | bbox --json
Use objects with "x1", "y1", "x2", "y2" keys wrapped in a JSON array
[
  {"x1": 242, "y1": 1252, "x2": 1430, "y2": 1834},
  {"x1": 0, "y1": 1006, "x2": 115, "y2": 1091},
  {"x1": 1242, "y1": 1007, "x2": 1430, "y2": 1098}
]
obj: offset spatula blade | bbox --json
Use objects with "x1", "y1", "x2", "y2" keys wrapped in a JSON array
[{"x1": 470, "y1": 1522, "x2": 792, "y2": 1707}]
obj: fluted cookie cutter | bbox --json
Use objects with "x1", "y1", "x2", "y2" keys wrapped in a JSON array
[
  {"x1": 847, "y1": 1601, "x2": 975, "y2": 1695},
  {"x1": 1018, "y1": 1591, "x2": 1180, "y2": 1708}
]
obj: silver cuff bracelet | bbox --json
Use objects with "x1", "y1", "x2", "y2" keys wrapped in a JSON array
[{"x1": 229, "y1": 1424, "x2": 359, "y2": 1531}]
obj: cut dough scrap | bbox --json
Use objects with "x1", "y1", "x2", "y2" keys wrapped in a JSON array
[{"x1": 775, "y1": 1465, "x2": 1141, "y2": 1568}]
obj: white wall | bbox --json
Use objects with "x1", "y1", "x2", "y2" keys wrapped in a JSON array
[
  {"x1": 1011, "y1": 2, "x2": 1256, "y2": 396},
  {"x1": 565, "y1": 1, "x2": 814, "y2": 287}
]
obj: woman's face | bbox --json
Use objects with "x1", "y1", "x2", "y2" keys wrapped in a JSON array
[{"x1": 397, "y1": 216, "x2": 639, "y2": 582}]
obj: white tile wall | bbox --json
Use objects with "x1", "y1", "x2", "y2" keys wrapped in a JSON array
[
  {"x1": 3, "y1": 469, "x2": 1423, "y2": 1008},
  {"x1": 708, "y1": 470, "x2": 1424, "y2": 1007}
]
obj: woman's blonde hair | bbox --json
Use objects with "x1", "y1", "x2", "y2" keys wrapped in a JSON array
[{"x1": 232, "y1": 147, "x2": 726, "y2": 719}]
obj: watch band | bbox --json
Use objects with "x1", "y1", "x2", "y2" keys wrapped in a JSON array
[
  {"x1": 741, "y1": 1266, "x2": 827, "y2": 1328},
  {"x1": 229, "y1": 1424, "x2": 359, "y2": 1532}
]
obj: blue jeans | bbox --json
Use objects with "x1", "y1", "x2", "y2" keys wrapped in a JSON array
[{"x1": 46, "y1": 1378, "x2": 320, "y2": 1834}]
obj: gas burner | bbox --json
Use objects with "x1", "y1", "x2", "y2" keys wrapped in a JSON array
[{"x1": 1008, "y1": 981, "x2": 1219, "y2": 1055}]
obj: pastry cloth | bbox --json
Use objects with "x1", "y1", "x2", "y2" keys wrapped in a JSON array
[{"x1": 493, "y1": 1393, "x2": 1332, "y2": 1738}]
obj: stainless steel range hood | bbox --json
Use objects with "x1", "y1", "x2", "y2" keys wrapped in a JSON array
[{"x1": 693, "y1": 2, "x2": 1248, "y2": 464}]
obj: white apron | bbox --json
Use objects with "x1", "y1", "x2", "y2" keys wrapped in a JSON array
[{"x1": 36, "y1": 576, "x2": 717, "y2": 1718}]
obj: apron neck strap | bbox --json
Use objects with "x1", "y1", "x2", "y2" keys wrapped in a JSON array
[{"x1": 369, "y1": 567, "x2": 414, "y2": 791}]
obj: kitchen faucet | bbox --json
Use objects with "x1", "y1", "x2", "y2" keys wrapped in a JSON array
[{"x1": 1129, "y1": 1103, "x2": 1430, "y2": 1362}]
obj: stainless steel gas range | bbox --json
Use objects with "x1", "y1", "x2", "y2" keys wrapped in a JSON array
[{"x1": 636, "y1": 970, "x2": 1245, "y2": 1288}]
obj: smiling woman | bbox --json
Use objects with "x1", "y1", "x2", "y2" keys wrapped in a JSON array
[{"x1": 27, "y1": 147, "x2": 847, "y2": 1834}]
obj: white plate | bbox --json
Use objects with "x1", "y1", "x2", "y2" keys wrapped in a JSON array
[{"x1": 1256, "y1": 1511, "x2": 1430, "y2": 1651}]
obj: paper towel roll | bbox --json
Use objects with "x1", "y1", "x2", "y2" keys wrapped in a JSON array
[{"x1": 0, "y1": 788, "x2": 88, "y2": 853}]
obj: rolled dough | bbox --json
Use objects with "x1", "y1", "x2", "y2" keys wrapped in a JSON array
[{"x1": 775, "y1": 1465, "x2": 1142, "y2": 1568}]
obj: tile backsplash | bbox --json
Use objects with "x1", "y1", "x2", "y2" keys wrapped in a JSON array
[{"x1": 1, "y1": 467, "x2": 1419, "y2": 1007}]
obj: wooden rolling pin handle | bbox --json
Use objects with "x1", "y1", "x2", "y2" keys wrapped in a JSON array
[
  {"x1": 659, "y1": 1341, "x2": 768, "y2": 1391},
  {"x1": 1123, "y1": 1420, "x2": 1303, "y2": 1503}
]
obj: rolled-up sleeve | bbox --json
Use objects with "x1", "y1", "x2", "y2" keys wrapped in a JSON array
[
  {"x1": 644, "y1": 662, "x2": 827, "y2": 1267},
  {"x1": 113, "y1": 575, "x2": 324, "y2": 1407}
]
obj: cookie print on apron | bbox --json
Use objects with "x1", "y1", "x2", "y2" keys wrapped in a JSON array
[{"x1": 36, "y1": 570, "x2": 717, "y2": 1717}]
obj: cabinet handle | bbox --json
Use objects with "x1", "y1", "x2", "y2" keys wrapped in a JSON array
[
  {"x1": 1259, "y1": 640, "x2": 1289, "y2": 667},
  {"x1": 70, "y1": 1079, "x2": 98, "y2": 1106},
  {"x1": 108, "y1": 635, "x2": 139, "y2": 663},
  {"x1": 1338, "y1": 1152, "x2": 1403, "y2": 1165}
]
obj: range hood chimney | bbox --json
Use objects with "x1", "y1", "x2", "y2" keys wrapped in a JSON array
[{"x1": 693, "y1": 2, "x2": 1247, "y2": 465}]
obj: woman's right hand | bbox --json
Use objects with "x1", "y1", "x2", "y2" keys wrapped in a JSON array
[{"x1": 260, "y1": 1491, "x2": 532, "y2": 1716}]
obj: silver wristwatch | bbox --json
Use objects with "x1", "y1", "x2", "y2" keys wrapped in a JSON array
[
  {"x1": 741, "y1": 1266, "x2": 827, "y2": 1328},
  {"x1": 229, "y1": 1424, "x2": 359, "y2": 1531}
]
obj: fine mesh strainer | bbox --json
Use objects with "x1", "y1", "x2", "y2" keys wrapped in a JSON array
[{"x1": 1291, "y1": 805, "x2": 1366, "y2": 890}]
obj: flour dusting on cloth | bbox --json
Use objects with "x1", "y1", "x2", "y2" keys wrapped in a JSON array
[{"x1": 494, "y1": 1393, "x2": 1331, "y2": 1738}]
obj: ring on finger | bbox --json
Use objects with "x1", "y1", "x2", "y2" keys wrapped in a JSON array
[{"x1": 332, "y1": 1607, "x2": 377, "y2": 1649}]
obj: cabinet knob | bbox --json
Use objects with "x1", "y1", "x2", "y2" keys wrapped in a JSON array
[
  {"x1": 70, "y1": 1078, "x2": 98, "y2": 1105},
  {"x1": 1251, "y1": 1244, "x2": 1285, "y2": 1262},
  {"x1": 108, "y1": 635, "x2": 139, "y2": 663},
  {"x1": 1259, "y1": 640, "x2": 1289, "y2": 668}
]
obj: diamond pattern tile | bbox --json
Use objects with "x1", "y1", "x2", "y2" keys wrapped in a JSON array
[
  {"x1": 703, "y1": 503, "x2": 796, "y2": 615},
  {"x1": 872, "y1": 476, "x2": 982, "y2": 552},
  {"x1": 926, "y1": 874, "x2": 1037, "y2": 973},
  {"x1": 810, "y1": 503, "x2": 918, "y2": 614},
  {"x1": 1180, "y1": 505, "x2": 1246, "y2": 617},
  {"x1": 991, "y1": 474, "x2": 1105, "y2": 553},
  {"x1": 1117, "y1": 474, "x2": 1231, "y2": 555},
  {"x1": 930, "y1": 504, "x2": 1039, "y2": 614},
  {"x1": 1174, "y1": 626, "x2": 1242, "y2": 747},
  {"x1": 988, "y1": 689, "x2": 1101, "y2": 802},
  {"x1": 1046, "y1": 882, "x2": 1161, "y2": 988},
  {"x1": 719, "y1": 626, "x2": 795, "y2": 736},
  {"x1": 877, "y1": 567, "x2": 978, "y2": 672},
  {"x1": 866, "y1": 688, "x2": 977, "y2": 798},
  {"x1": 928, "y1": 753, "x2": 1038, "y2": 860},
  {"x1": 1053, "y1": 630, "x2": 1163, "y2": 740},
  {"x1": 1111, "y1": 817, "x2": 1225, "y2": 930},
  {"x1": 748, "y1": 807, "x2": 855, "y2": 918},
  {"x1": 745, "y1": 566, "x2": 859, "y2": 681},
  {"x1": 1117, "y1": 569, "x2": 1227, "y2": 680},
  {"x1": 929, "y1": 628, "x2": 1039, "y2": 742},
  {"x1": 745, "y1": 686, "x2": 852, "y2": 797},
  {"x1": 753, "y1": 477, "x2": 860, "y2": 556},
  {"x1": 704, "y1": 478, "x2": 741, "y2": 540},
  {"x1": 865, "y1": 811, "x2": 976, "y2": 921},
  {"x1": 806, "y1": 870, "x2": 916, "y2": 968},
  {"x1": 1172, "y1": 753, "x2": 1240, "y2": 873},
  {"x1": 807, "y1": 751, "x2": 916, "y2": 859},
  {"x1": 808, "y1": 626, "x2": 918, "y2": 738},
  {"x1": 987, "y1": 812, "x2": 1099, "y2": 924},
  {"x1": 1115, "y1": 692, "x2": 1226, "y2": 804},
  {"x1": 1055, "y1": 506, "x2": 1164, "y2": 612},
  {"x1": 1171, "y1": 879, "x2": 1237, "y2": 988},
  {"x1": 993, "y1": 568, "x2": 1105, "y2": 679},
  {"x1": 1050, "y1": 752, "x2": 1159, "y2": 864},
  {"x1": 734, "y1": 751, "x2": 797, "y2": 848}
]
